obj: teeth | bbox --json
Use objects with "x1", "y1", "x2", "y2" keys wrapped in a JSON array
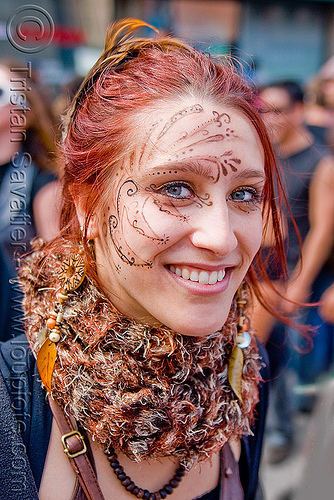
[
  {"x1": 190, "y1": 271, "x2": 198, "y2": 281},
  {"x1": 209, "y1": 271, "x2": 218, "y2": 284},
  {"x1": 199, "y1": 271, "x2": 209, "y2": 284},
  {"x1": 217, "y1": 269, "x2": 225, "y2": 281},
  {"x1": 181, "y1": 268, "x2": 189, "y2": 279},
  {"x1": 170, "y1": 266, "x2": 225, "y2": 285}
]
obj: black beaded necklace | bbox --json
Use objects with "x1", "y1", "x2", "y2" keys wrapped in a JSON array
[{"x1": 104, "y1": 445, "x2": 186, "y2": 499}]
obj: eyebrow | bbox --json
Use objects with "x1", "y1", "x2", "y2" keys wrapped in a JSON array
[
  {"x1": 231, "y1": 168, "x2": 266, "y2": 182},
  {"x1": 148, "y1": 160, "x2": 217, "y2": 181},
  {"x1": 148, "y1": 160, "x2": 266, "y2": 182}
]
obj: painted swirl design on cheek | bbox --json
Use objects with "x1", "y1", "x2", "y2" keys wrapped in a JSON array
[
  {"x1": 131, "y1": 220, "x2": 169, "y2": 243},
  {"x1": 108, "y1": 180, "x2": 153, "y2": 268},
  {"x1": 116, "y1": 179, "x2": 138, "y2": 214},
  {"x1": 152, "y1": 199, "x2": 189, "y2": 221},
  {"x1": 108, "y1": 179, "x2": 173, "y2": 267},
  {"x1": 108, "y1": 214, "x2": 153, "y2": 268},
  {"x1": 108, "y1": 214, "x2": 137, "y2": 266},
  {"x1": 130, "y1": 196, "x2": 170, "y2": 245}
]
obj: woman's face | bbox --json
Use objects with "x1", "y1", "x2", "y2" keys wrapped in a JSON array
[
  {"x1": 258, "y1": 87, "x2": 301, "y2": 149},
  {"x1": 91, "y1": 98, "x2": 265, "y2": 336}
]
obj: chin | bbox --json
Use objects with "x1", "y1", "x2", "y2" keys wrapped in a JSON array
[{"x1": 169, "y1": 314, "x2": 230, "y2": 338}]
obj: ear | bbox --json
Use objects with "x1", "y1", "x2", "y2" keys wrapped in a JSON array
[
  {"x1": 80, "y1": 210, "x2": 99, "y2": 240},
  {"x1": 69, "y1": 185, "x2": 99, "y2": 239}
]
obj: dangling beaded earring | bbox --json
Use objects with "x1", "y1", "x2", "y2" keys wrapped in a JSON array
[
  {"x1": 36, "y1": 247, "x2": 86, "y2": 392},
  {"x1": 228, "y1": 283, "x2": 252, "y2": 403}
]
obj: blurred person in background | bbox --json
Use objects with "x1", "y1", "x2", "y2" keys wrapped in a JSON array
[
  {"x1": 304, "y1": 55, "x2": 334, "y2": 151},
  {"x1": 319, "y1": 282, "x2": 334, "y2": 324},
  {"x1": 280, "y1": 163, "x2": 334, "y2": 500},
  {"x1": 253, "y1": 80, "x2": 334, "y2": 464},
  {"x1": 0, "y1": 59, "x2": 60, "y2": 341}
]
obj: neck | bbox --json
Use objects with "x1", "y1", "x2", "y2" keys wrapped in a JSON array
[
  {"x1": 277, "y1": 126, "x2": 313, "y2": 158},
  {"x1": 89, "y1": 437, "x2": 221, "y2": 500}
]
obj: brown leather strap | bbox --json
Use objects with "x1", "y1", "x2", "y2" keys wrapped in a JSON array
[
  {"x1": 49, "y1": 395, "x2": 243, "y2": 500},
  {"x1": 219, "y1": 443, "x2": 244, "y2": 500},
  {"x1": 48, "y1": 396, "x2": 105, "y2": 500}
]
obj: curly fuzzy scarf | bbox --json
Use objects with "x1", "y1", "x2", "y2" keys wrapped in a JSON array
[{"x1": 19, "y1": 241, "x2": 262, "y2": 468}]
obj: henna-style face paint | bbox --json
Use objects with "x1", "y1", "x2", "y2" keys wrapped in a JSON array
[{"x1": 93, "y1": 98, "x2": 265, "y2": 336}]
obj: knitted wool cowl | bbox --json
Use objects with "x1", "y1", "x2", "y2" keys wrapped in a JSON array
[{"x1": 19, "y1": 241, "x2": 262, "y2": 469}]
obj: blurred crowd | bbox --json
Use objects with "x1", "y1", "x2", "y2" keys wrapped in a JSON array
[
  {"x1": 0, "y1": 49, "x2": 334, "y2": 499},
  {"x1": 0, "y1": 61, "x2": 81, "y2": 342},
  {"x1": 253, "y1": 61, "x2": 334, "y2": 500}
]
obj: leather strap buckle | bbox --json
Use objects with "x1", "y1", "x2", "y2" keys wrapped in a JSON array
[{"x1": 61, "y1": 430, "x2": 87, "y2": 458}]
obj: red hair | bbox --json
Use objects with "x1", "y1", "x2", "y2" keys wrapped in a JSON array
[{"x1": 55, "y1": 19, "x2": 287, "y2": 317}]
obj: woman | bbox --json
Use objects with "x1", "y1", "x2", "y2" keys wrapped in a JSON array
[{"x1": 0, "y1": 19, "x2": 286, "y2": 500}]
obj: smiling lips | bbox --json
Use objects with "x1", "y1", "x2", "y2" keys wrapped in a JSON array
[{"x1": 169, "y1": 265, "x2": 226, "y2": 285}]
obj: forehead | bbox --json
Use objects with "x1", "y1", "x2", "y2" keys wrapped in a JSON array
[{"x1": 136, "y1": 98, "x2": 263, "y2": 165}]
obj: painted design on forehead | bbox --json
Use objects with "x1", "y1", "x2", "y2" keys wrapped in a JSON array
[
  {"x1": 157, "y1": 104, "x2": 203, "y2": 140},
  {"x1": 197, "y1": 154, "x2": 241, "y2": 182},
  {"x1": 165, "y1": 110, "x2": 241, "y2": 181},
  {"x1": 149, "y1": 170, "x2": 179, "y2": 176},
  {"x1": 138, "y1": 119, "x2": 162, "y2": 167},
  {"x1": 176, "y1": 133, "x2": 226, "y2": 153},
  {"x1": 220, "y1": 151, "x2": 241, "y2": 176},
  {"x1": 164, "y1": 151, "x2": 242, "y2": 184},
  {"x1": 177, "y1": 110, "x2": 238, "y2": 141},
  {"x1": 155, "y1": 164, "x2": 216, "y2": 183}
]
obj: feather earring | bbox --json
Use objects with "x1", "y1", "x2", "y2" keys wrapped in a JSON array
[
  {"x1": 228, "y1": 284, "x2": 251, "y2": 402},
  {"x1": 36, "y1": 247, "x2": 86, "y2": 392}
]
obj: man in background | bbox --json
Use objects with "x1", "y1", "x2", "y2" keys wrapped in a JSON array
[{"x1": 254, "y1": 81, "x2": 334, "y2": 463}]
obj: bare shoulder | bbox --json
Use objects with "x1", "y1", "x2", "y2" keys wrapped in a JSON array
[{"x1": 39, "y1": 418, "x2": 76, "y2": 500}]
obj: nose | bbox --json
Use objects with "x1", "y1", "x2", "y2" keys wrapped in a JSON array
[{"x1": 189, "y1": 200, "x2": 238, "y2": 256}]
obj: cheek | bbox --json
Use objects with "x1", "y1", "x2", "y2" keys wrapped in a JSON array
[
  {"x1": 100, "y1": 196, "x2": 189, "y2": 269},
  {"x1": 120, "y1": 195, "x2": 189, "y2": 250},
  {"x1": 237, "y1": 213, "x2": 263, "y2": 259}
]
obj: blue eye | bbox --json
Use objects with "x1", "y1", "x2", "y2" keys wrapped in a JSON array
[
  {"x1": 159, "y1": 182, "x2": 194, "y2": 199},
  {"x1": 230, "y1": 187, "x2": 261, "y2": 203}
]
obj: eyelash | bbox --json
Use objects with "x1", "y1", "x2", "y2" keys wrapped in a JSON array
[
  {"x1": 229, "y1": 186, "x2": 263, "y2": 205},
  {"x1": 154, "y1": 181, "x2": 263, "y2": 206},
  {"x1": 156, "y1": 181, "x2": 195, "y2": 199}
]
